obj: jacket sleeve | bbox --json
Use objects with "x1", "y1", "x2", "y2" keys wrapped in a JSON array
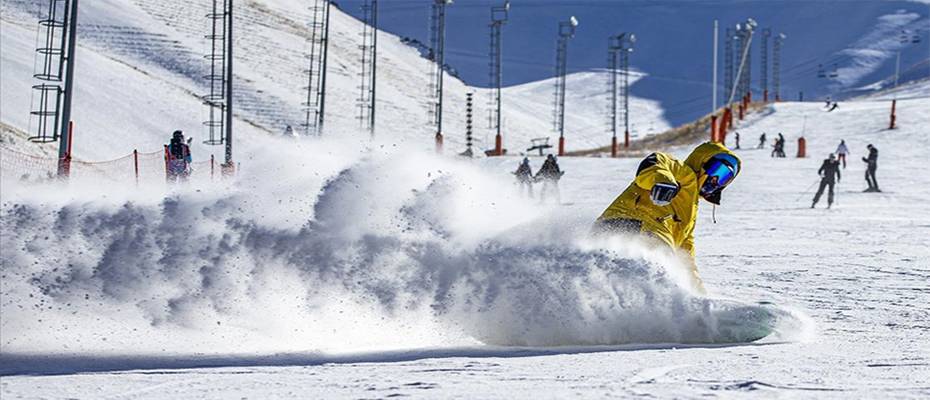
[
  {"x1": 818, "y1": 162, "x2": 825, "y2": 176},
  {"x1": 633, "y1": 153, "x2": 678, "y2": 190}
]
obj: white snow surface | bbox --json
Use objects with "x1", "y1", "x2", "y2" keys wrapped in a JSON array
[{"x1": 2, "y1": 88, "x2": 930, "y2": 397}]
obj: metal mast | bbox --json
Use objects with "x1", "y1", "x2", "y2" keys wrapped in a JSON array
[
  {"x1": 224, "y1": 0, "x2": 233, "y2": 166},
  {"x1": 203, "y1": 0, "x2": 227, "y2": 147},
  {"x1": 773, "y1": 33, "x2": 785, "y2": 101},
  {"x1": 358, "y1": 0, "x2": 378, "y2": 135},
  {"x1": 553, "y1": 16, "x2": 578, "y2": 156},
  {"x1": 607, "y1": 33, "x2": 634, "y2": 156},
  {"x1": 303, "y1": 0, "x2": 331, "y2": 135},
  {"x1": 487, "y1": 1, "x2": 509, "y2": 156},
  {"x1": 724, "y1": 27, "x2": 734, "y2": 106},
  {"x1": 760, "y1": 28, "x2": 770, "y2": 101},
  {"x1": 429, "y1": 0, "x2": 452, "y2": 151}
]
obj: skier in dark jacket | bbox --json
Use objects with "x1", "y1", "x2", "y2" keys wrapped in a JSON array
[
  {"x1": 535, "y1": 154, "x2": 563, "y2": 203},
  {"x1": 166, "y1": 130, "x2": 192, "y2": 182},
  {"x1": 812, "y1": 153, "x2": 841, "y2": 208},
  {"x1": 757, "y1": 133, "x2": 766, "y2": 149},
  {"x1": 514, "y1": 157, "x2": 534, "y2": 197},
  {"x1": 734, "y1": 132, "x2": 741, "y2": 150},
  {"x1": 863, "y1": 144, "x2": 880, "y2": 192}
]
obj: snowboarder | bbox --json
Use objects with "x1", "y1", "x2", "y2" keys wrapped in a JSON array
[
  {"x1": 535, "y1": 154, "x2": 563, "y2": 203},
  {"x1": 812, "y1": 154, "x2": 841, "y2": 208},
  {"x1": 863, "y1": 144, "x2": 880, "y2": 192},
  {"x1": 592, "y1": 141, "x2": 741, "y2": 293},
  {"x1": 165, "y1": 130, "x2": 192, "y2": 182},
  {"x1": 757, "y1": 132, "x2": 767, "y2": 149},
  {"x1": 828, "y1": 102, "x2": 839, "y2": 112},
  {"x1": 734, "y1": 132, "x2": 741, "y2": 150},
  {"x1": 835, "y1": 140, "x2": 849, "y2": 169},
  {"x1": 514, "y1": 157, "x2": 534, "y2": 198}
]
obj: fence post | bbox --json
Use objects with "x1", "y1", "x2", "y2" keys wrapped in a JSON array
[
  {"x1": 57, "y1": 121, "x2": 74, "y2": 178},
  {"x1": 435, "y1": 132, "x2": 443, "y2": 154},
  {"x1": 624, "y1": 129, "x2": 629, "y2": 149},
  {"x1": 889, "y1": 99, "x2": 896, "y2": 130},
  {"x1": 797, "y1": 137, "x2": 806, "y2": 158},
  {"x1": 133, "y1": 149, "x2": 139, "y2": 185},
  {"x1": 711, "y1": 115, "x2": 718, "y2": 142},
  {"x1": 611, "y1": 136, "x2": 617, "y2": 157},
  {"x1": 210, "y1": 154, "x2": 215, "y2": 180},
  {"x1": 558, "y1": 136, "x2": 565, "y2": 156}
]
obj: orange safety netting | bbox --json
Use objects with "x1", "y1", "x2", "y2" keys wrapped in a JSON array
[{"x1": 1, "y1": 146, "x2": 224, "y2": 185}]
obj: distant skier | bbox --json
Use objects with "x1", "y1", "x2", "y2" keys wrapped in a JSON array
[
  {"x1": 862, "y1": 144, "x2": 880, "y2": 192},
  {"x1": 593, "y1": 142, "x2": 741, "y2": 293},
  {"x1": 734, "y1": 132, "x2": 741, "y2": 150},
  {"x1": 812, "y1": 154, "x2": 841, "y2": 209},
  {"x1": 283, "y1": 125, "x2": 297, "y2": 138},
  {"x1": 514, "y1": 157, "x2": 534, "y2": 198},
  {"x1": 828, "y1": 102, "x2": 839, "y2": 112},
  {"x1": 535, "y1": 154, "x2": 563, "y2": 203},
  {"x1": 835, "y1": 140, "x2": 849, "y2": 169},
  {"x1": 757, "y1": 132, "x2": 767, "y2": 149},
  {"x1": 771, "y1": 134, "x2": 786, "y2": 158},
  {"x1": 165, "y1": 130, "x2": 192, "y2": 182}
]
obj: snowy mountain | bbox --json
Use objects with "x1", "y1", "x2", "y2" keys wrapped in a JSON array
[
  {"x1": 0, "y1": 0, "x2": 668, "y2": 161},
  {"x1": 337, "y1": 0, "x2": 930, "y2": 125}
]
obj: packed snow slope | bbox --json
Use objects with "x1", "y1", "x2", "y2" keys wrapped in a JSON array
[
  {"x1": 0, "y1": 0, "x2": 667, "y2": 160},
  {"x1": 2, "y1": 84, "x2": 929, "y2": 398}
]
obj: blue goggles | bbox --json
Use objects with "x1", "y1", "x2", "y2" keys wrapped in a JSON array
[{"x1": 701, "y1": 154, "x2": 739, "y2": 193}]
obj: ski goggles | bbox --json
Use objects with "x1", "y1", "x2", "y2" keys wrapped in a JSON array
[{"x1": 701, "y1": 154, "x2": 739, "y2": 194}]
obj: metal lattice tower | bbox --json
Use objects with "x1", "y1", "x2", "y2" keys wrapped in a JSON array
[
  {"x1": 553, "y1": 17, "x2": 578, "y2": 141},
  {"x1": 487, "y1": 1, "x2": 509, "y2": 150},
  {"x1": 357, "y1": 0, "x2": 378, "y2": 135},
  {"x1": 724, "y1": 27, "x2": 734, "y2": 105},
  {"x1": 463, "y1": 92, "x2": 474, "y2": 157},
  {"x1": 429, "y1": 0, "x2": 452, "y2": 143},
  {"x1": 760, "y1": 28, "x2": 770, "y2": 101},
  {"x1": 773, "y1": 33, "x2": 785, "y2": 101},
  {"x1": 30, "y1": 0, "x2": 69, "y2": 143},
  {"x1": 607, "y1": 33, "x2": 634, "y2": 152},
  {"x1": 303, "y1": 0, "x2": 331, "y2": 135},
  {"x1": 203, "y1": 0, "x2": 228, "y2": 146}
]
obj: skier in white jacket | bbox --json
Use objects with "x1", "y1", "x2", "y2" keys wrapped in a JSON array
[{"x1": 835, "y1": 140, "x2": 849, "y2": 169}]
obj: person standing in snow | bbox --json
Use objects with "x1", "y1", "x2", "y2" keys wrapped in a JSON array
[
  {"x1": 514, "y1": 157, "x2": 534, "y2": 198},
  {"x1": 283, "y1": 125, "x2": 296, "y2": 138},
  {"x1": 777, "y1": 133, "x2": 786, "y2": 157},
  {"x1": 535, "y1": 154, "x2": 563, "y2": 203},
  {"x1": 812, "y1": 154, "x2": 841, "y2": 208},
  {"x1": 734, "y1": 132, "x2": 741, "y2": 150},
  {"x1": 835, "y1": 140, "x2": 849, "y2": 169},
  {"x1": 757, "y1": 133, "x2": 767, "y2": 149},
  {"x1": 592, "y1": 142, "x2": 741, "y2": 293},
  {"x1": 863, "y1": 144, "x2": 880, "y2": 192},
  {"x1": 165, "y1": 130, "x2": 192, "y2": 182}
]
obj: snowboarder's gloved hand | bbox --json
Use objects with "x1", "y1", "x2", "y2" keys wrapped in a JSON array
[{"x1": 650, "y1": 182, "x2": 679, "y2": 206}]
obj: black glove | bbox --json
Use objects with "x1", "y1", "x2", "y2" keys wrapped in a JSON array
[{"x1": 650, "y1": 182, "x2": 679, "y2": 206}]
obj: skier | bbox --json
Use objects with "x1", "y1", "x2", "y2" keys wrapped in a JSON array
[
  {"x1": 757, "y1": 132, "x2": 767, "y2": 149},
  {"x1": 535, "y1": 154, "x2": 563, "y2": 203},
  {"x1": 513, "y1": 157, "x2": 534, "y2": 198},
  {"x1": 777, "y1": 133, "x2": 786, "y2": 157},
  {"x1": 835, "y1": 140, "x2": 849, "y2": 169},
  {"x1": 828, "y1": 102, "x2": 839, "y2": 112},
  {"x1": 593, "y1": 142, "x2": 741, "y2": 293},
  {"x1": 283, "y1": 125, "x2": 296, "y2": 138},
  {"x1": 165, "y1": 130, "x2": 192, "y2": 182},
  {"x1": 863, "y1": 144, "x2": 880, "y2": 192},
  {"x1": 734, "y1": 132, "x2": 741, "y2": 150},
  {"x1": 812, "y1": 153, "x2": 841, "y2": 208}
]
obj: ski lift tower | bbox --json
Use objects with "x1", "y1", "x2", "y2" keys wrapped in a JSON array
[
  {"x1": 607, "y1": 32, "x2": 635, "y2": 157},
  {"x1": 760, "y1": 28, "x2": 770, "y2": 101},
  {"x1": 357, "y1": 0, "x2": 378, "y2": 136},
  {"x1": 723, "y1": 27, "x2": 734, "y2": 106},
  {"x1": 487, "y1": 0, "x2": 509, "y2": 156},
  {"x1": 303, "y1": 0, "x2": 331, "y2": 135},
  {"x1": 28, "y1": 0, "x2": 79, "y2": 176},
  {"x1": 429, "y1": 0, "x2": 453, "y2": 153},
  {"x1": 553, "y1": 16, "x2": 578, "y2": 156},
  {"x1": 773, "y1": 33, "x2": 786, "y2": 101}
]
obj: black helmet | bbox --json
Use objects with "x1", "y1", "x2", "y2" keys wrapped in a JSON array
[{"x1": 173, "y1": 130, "x2": 184, "y2": 139}]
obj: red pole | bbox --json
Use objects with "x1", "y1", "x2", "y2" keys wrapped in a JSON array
[
  {"x1": 738, "y1": 102, "x2": 745, "y2": 120},
  {"x1": 435, "y1": 132, "x2": 443, "y2": 154},
  {"x1": 711, "y1": 115, "x2": 718, "y2": 142},
  {"x1": 611, "y1": 136, "x2": 617, "y2": 157},
  {"x1": 133, "y1": 149, "x2": 139, "y2": 185},
  {"x1": 558, "y1": 136, "x2": 565, "y2": 156},
  {"x1": 624, "y1": 130, "x2": 629, "y2": 149},
  {"x1": 889, "y1": 99, "x2": 897, "y2": 130},
  {"x1": 797, "y1": 137, "x2": 806, "y2": 158},
  {"x1": 494, "y1": 133, "x2": 502, "y2": 156},
  {"x1": 58, "y1": 121, "x2": 74, "y2": 178}
]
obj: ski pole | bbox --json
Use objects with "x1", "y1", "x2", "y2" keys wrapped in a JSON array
[{"x1": 795, "y1": 178, "x2": 820, "y2": 202}]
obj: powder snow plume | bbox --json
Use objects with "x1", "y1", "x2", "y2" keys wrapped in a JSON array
[{"x1": 0, "y1": 136, "x2": 810, "y2": 357}]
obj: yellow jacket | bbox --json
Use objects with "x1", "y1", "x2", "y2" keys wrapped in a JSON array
[{"x1": 596, "y1": 142, "x2": 739, "y2": 291}]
